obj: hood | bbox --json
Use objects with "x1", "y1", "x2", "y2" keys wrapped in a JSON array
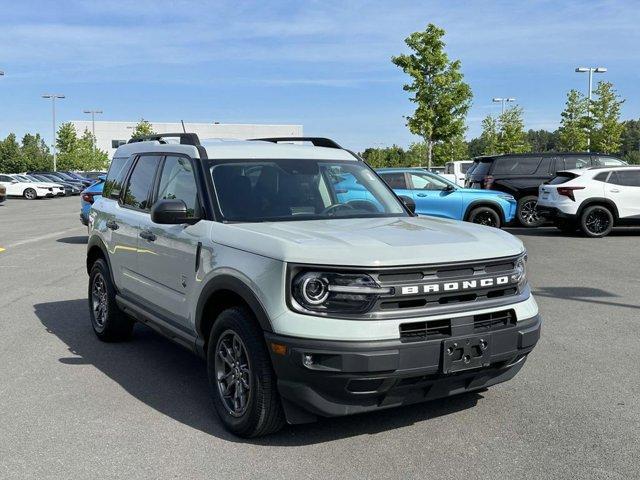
[{"x1": 211, "y1": 216, "x2": 524, "y2": 267}]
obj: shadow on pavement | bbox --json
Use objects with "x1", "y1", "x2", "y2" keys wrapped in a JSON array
[
  {"x1": 57, "y1": 236, "x2": 88, "y2": 244},
  {"x1": 34, "y1": 299, "x2": 482, "y2": 446},
  {"x1": 506, "y1": 226, "x2": 640, "y2": 238},
  {"x1": 533, "y1": 286, "x2": 640, "y2": 311}
]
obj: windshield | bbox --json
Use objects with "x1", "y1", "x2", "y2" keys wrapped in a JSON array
[{"x1": 210, "y1": 159, "x2": 408, "y2": 222}]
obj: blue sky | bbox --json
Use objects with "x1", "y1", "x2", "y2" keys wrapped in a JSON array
[{"x1": 1, "y1": 0, "x2": 639, "y2": 151}]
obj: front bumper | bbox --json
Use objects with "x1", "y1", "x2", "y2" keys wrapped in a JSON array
[{"x1": 266, "y1": 313, "x2": 541, "y2": 423}]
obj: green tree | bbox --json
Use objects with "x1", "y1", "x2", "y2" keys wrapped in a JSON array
[
  {"x1": 130, "y1": 118, "x2": 155, "y2": 139},
  {"x1": 480, "y1": 115, "x2": 499, "y2": 154},
  {"x1": 0, "y1": 134, "x2": 23, "y2": 173},
  {"x1": 526, "y1": 129, "x2": 557, "y2": 152},
  {"x1": 432, "y1": 136, "x2": 469, "y2": 164},
  {"x1": 392, "y1": 24, "x2": 473, "y2": 168},
  {"x1": 360, "y1": 145, "x2": 408, "y2": 168},
  {"x1": 56, "y1": 122, "x2": 78, "y2": 155},
  {"x1": 497, "y1": 106, "x2": 529, "y2": 153},
  {"x1": 21, "y1": 133, "x2": 52, "y2": 171},
  {"x1": 557, "y1": 90, "x2": 589, "y2": 151},
  {"x1": 590, "y1": 81, "x2": 624, "y2": 154},
  {"x1": 622, "y1": 151, "x2": 640, "y2": 164}
]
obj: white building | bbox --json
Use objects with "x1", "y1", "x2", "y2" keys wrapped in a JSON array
[{"x1": 70, "y1": 120, "x2": 303, "y2": 157}]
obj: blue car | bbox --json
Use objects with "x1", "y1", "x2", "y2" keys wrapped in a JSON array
[
  {"x1": 80, "y1": 175, "x2": 106, "y2": 226},
  {"x1": 376, "y1": 168, "x2": 517, "y2": 228}
]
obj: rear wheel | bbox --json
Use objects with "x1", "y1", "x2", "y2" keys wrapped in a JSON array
[
  {"x1": 580, "y1": 205, "x2": 613, "y2": 238},
  {"x1": 517, "y1": 196, "x2": 544, "y2": 227},
  {"x1": 468, "y1": 206, "x2": 501, "y2": 228},
  {"x1": 23, "y1": 188, "x2": 37, "y2": 200},
  {"x1": 88, "y1": 259, "x2": 134, "y2": 341},
  {"x1": 207, "y1": 307, "x2": 285, "y2": 437}
]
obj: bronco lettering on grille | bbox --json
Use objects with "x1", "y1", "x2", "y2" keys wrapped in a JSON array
[{"x1": 400, "y1": 275, "x2": 511, "y2": 295}]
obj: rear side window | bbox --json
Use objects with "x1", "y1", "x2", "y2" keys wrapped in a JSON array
[
  {"x1": 492, "y1": 157, "x2": 542, "y2": 175},
  {"x1": 380, "y1": 173, "x2": 407, "y2": 189},
  {"x1": 609, "y1": 170, "x2": 640, "y2": 187},
  {"x1": 470, "y1": 161, "x2": 492, "y2": 176},
  {"x1": 156, "y1": 156, "x2": 200, "y2": 218},
  {"x1": 594, "y1": 156, "x2": 626, "y2": 166},
  {"x1": 593, "y1": 172, "x2": 609, "y2": 183},
  {"x1": 549, "y1": 173, "x2": 578, "y2": 185},
  {"x1": 560, "y1": 156, "x2": 590, "y2": 170},
  {"x1": 103, "y1": 156, "x2": 133, "y2": 199},
  {"x1": 122, "y1": 156, "x2": 161, "y2": 210}
]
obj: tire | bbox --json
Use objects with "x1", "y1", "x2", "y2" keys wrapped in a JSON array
[
  {"x1": 467, "y1": 206, "x2": 501, "y2": 228},
  {"x1": 23, "y1": 188, "x2": 37, "y2": 200},
  {"x1": 88, "y1": 259, "x2": 134, "y2": 341},
  {"x1": 207, "y1": 307, "x2": 285, "y2": 438},
  {"x1": 555, "y1": 219, "x2": 577, "y2": 233},
  {"x1": 580, "y1": 205, "x2": 614, "y2": 238},
  {"x1": 517, "y1": 196, "x2": 544, "y2": 228}
]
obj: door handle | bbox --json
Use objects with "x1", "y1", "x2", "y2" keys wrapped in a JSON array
[
  {"x1": 106, "y1": 220, "x2": 119, "y2": 230},
  {"x1": 416, "y1": 193, "x2": 427, "y2": 197},
  {"x1": 609, "y1": 189, "x2": 620, "y2": 193},
  {"x1": 139, "y1": 230, "x2": 156, "y2": 242}
]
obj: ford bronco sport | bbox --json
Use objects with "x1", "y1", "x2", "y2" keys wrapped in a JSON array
[{"x1": 86, "y1": 134, "x2": 541, "y2": 437}]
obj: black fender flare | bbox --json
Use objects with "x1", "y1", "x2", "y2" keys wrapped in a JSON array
[
  {"x1": 86, "y1": 235, "x2": 115, "y2": 283},
  {"x1": 464, "y1": 200, "x2": 506, "y2": 224},
  {"x1": 195, "y1": 274, "x2": 274, "y2": 339},
  {"x1": 576, "y1": 197, "x2": 619, "y2": 220}
]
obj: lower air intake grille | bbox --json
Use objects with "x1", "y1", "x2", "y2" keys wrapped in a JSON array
[
  {"x1": 474, "y1": 309, "x2": 516, "y2": 331},
  {"x1": 400, "y1": 319, "x2": 451, "y2": 342}
]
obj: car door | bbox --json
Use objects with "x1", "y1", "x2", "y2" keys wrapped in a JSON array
[
  {"x1": 111, "y1": 154, "x2": 162, "y2": 297},
  {"x1": 136, "y1": 155, "x2": 204, "y2": 324},
  {"x1": 0, "y1": 175, "x2": 17, "y2": 195},
  {"x1": 605, "y1": 169, "x2": 640, "y2": 219},
  {"x1": 407, "y1": 172, "x2": 463, "y2": 219},
  {"x1": 379, "y1": 172, "x2": 413, "y2": 200}
]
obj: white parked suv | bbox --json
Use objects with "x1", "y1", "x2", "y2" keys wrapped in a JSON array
[
  {"x1": 0, "y1": 173, "x2": 63, "y2": 199},
  {"x1": 441, "y1": 160, "x2": 473, "y2": 186},
  {"x1": 86, "y1": 134, "x2": 541, "y2": 437},
  {"x1": 537, "y1": 166, "x2": 640, "y2": 237}
]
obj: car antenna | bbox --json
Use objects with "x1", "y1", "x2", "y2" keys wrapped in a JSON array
[{"x1": 181, "y1": 120, "x2": 187, "y2": 133}]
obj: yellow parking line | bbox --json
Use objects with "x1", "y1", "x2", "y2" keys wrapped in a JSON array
[{"x1": 0, "y1": 247, "x2": 5, "y2": 253}]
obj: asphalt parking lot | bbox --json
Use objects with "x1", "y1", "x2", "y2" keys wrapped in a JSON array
[{"x1": 1, "y1": 195, "x2": 639, "y2": 480}]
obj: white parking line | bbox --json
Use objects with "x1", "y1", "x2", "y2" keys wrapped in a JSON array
[{"x1": 4, "y1": 227, "x2": 84, "y2": 249}]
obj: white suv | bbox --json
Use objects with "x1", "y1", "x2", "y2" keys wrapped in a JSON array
[{"x1": 537, "y1": 166, "x2": 640, "y2": 237}]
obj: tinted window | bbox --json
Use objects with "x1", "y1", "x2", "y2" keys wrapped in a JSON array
[
  {"x1": 156, "y1": 156, "x2": 200, "y2": 218},
  {"x1": 0, "y1": 175, "x2": 12, "y2": 182},
  {"x1": 103, "y1": 156, "x2": 133, "y2": 199},
  {"x1": 122, "y1": 156, "x2": 160, "y2": 210},
  {"x1": 492, "y1": 157, "x2": 542, "y2": 175},
  {"x1": 561, "y1": 156, "x2": 591, "y2": 170},
  {"x1": 470, "y1": 160, "x2": 492, "y2": 176},
  {"x1": 549, "y1": 173, "x2": 578, "y2": 185},
  {"x1": 460, "y1": 162, "x2": 472, "y2": 173},
  {"x1": 609, "y1": 170, "x2": 640, "y2": 187},
  {"x1": 594, "y1": 156, "x2": 626, "y2": 166},
  {"x1": 409, "y1": 173, "x2": 449, "y2": 190},
  {"x1": 593, "y1": 172, "x2": 609, "y2": 183},
  {"x1": 380, "y1": 173, "x2": 407, "y2": 189}
]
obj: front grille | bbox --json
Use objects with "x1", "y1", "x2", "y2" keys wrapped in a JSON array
[
  {"x1": 474, "y1": 309, "x2": 516, "y2": 331},
  {"x1": 371, "y1": 256, "x2": 521, "y2": 316},
  {"x1": 400, "y1": 319, "x2": 451, "y2": 342}
]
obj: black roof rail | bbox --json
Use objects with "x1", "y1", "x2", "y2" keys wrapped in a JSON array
[
  {"x1": 127, "y1": 133, "x2": 201, "y2": 146},
  {"x1": 250, "y1": 137, "x2": 343, "y2": 149}
]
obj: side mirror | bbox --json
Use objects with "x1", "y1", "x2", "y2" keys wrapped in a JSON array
[
  {"x1": 398, "y1": 195, "x2": 416, "y2": 215},
  {"x1": 11, "y1": 180, "x2": 18, "y2": 184},
  {"x1": 151, "y1": 199, "x2": 191, "y2": 224},
  {"x1": 443, "y1": 184, "x2": 455, "y2": 193}
]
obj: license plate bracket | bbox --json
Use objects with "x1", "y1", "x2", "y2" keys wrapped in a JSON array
[{"x1": 442, "y1": 335, "x2": 491, "y2": 374}]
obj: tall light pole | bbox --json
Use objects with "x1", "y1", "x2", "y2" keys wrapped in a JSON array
[
  {"x1": 83, "y1": 109, "x2": 103, "y2": 156},
  {"x1": 42, "y1": 94, "x2": 65, "y2": 171},
  {"x1": 492, "y1": 97, "x2": 516, "y2": 114},
  {"x1": 575, "y1": 66, "x2": 607, "y2": 151}
]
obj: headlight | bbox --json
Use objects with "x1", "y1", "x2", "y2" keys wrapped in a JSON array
[
  {"x1": 511, "y1": 252, "x2": 527, "y2": 289},
  {"x1": 498, "y1": 194, "x2": 515, "y2": 201},
  {"x1": 291, "y1": 271, "x2": 392, "y2": 314}
]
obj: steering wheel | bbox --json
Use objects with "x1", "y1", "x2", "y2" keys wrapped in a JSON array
[{"x1": 321, "y1": 203, "x2": 356, "y2": 216}]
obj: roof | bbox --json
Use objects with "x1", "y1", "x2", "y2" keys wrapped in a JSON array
[
  {"x1": 376, "y1": 167, "x2": 431, "y2": 173},
  {"x1": 473, "y1": 152, "x2": 621, "y2": 161},
  {"x1": 115, "y1": 138, "x2": 357, "y2": 161}
]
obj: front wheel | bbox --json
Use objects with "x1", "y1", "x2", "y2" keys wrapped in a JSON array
[
  {"x1": 468, "y1": 206, "x2": 501, "y2": 228},
  {"x1": 88, "y1": 259, "x2": 134, "y2": 341},
  {"x1": 517, "y1": 196, "x2": 544, "y2": 227},
  {"x1": 23, "y1": 188, "x2": 37, "y2": 200},
  {"x1": 207, "y1": 307, "x2": 285, "y2": 437},
  {"x1": 580, "y1": 205, "x2": 613, "y2": 238}
]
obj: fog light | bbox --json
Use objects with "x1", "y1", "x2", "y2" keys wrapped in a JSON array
[{"x1": 303, "y1": 353, "x2": 314, "y2": 367}]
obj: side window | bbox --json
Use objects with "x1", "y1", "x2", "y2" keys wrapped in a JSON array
[
  {"x1": 594, "y1": 156, "x2": 626, "y2": 166},
  {"x1": 380, "y1": 173, "x2": 407, "y2": 189},
  {"x1": 492, "y1": 157, "x2": 542, "y2": 175},
  {"x1": 609, "y1": 170, "x2": 640, "y2": 187},
  {"x1": 103, "y1": 156, "x2": 133, "y2": 199},
  {"x1": 562, "y1": 156, "x2": 591, "y2": 170},
  {"x1": 122, "y1": 155, "x2": 161, "y2": 210},
  {"x1": 593, "y1": 172, "x2": 610, "y2": 183},
  {"x1": 156, "y1": 156, "x2": 200, "y2": 218},
  {"x1": 0, "y1": 175, "x2": 12, "y2": 182},
  {"x1": 409, "y1": 173, "x2": 448, "y2": 190},
  {"x1": 445, "y1": 164, "x2": 453, "y2": 174}
]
